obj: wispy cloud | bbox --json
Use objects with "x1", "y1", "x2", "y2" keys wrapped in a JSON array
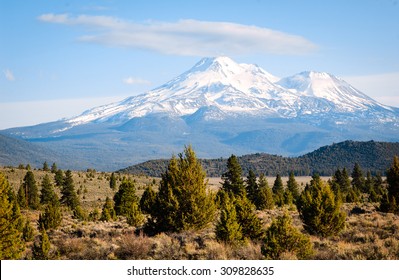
[
  {"x1": 123, "y1": 77, "x2": 151, "y2": 85},
  {"x1": 4, "y1": 69, "x2": 15, "y2": 81},
  {"x1": 38, "y1": 13, "x2": 318, "y2": 56}
]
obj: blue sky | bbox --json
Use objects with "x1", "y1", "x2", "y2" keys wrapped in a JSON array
[{"x1": 1, "y1": 0, "x2": 398, "y2": 129}]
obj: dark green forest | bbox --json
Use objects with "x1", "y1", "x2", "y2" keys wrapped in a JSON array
[{"x1": 120, "y1": 140, "x2": 399, "y2": 177}]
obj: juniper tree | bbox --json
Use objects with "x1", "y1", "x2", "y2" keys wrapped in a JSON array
[
  {"x1": 351, "y1": 163, "x2": 365, "y2": 192},
  {"x1": 235, "y1": 195, "x2": 263, "y2": 240},
  {"x1": 22, "y1": 171, "x2": 39, "y2": 210},
  {"x1": 38, "y1": 202, "x2": 62, "y2": 230},
  {"x1": 109, "y1": 172, "x2": 117, "y2": 190},
  {"x1": 22, "y1": 219, "x2": 35, "y2": 242},
  {"x1": 222, "y1": 155, "x2": 246, "y2": 197},
  {"x1": 54, "y1": 169, "x2": 64, "y2": 187},
  {"x1": 17, "y1": 184, "x2": 27, "y2": 209},
  {"x1": 113, "y1": 179, "x2": 143, "y2": 226},
  {"x1": 149, "y1": 146, "x2": 215, "y2": 233},
  {"x1": 51, "y1": 163, "x2": 58, "y2": 173},
  {"x1": 60, "y1": 170, "x2": 80, "y2": 210},
  {"x1": 272, "y1": 174, "x2": 285, "y2": 207},
  {"x1": 32, "y1": 226, "x2": 51, "y2": 260},
  {"x1": 40, "y1": 174, "x2": 58, "y2": 205},
  {"x1": 256, "y1": 174, "x2": 274, "y2": 210},
  {"x1": 215, "y1": 192, "x2": 243, "y2": 243},
  {"x1": 140, "y1": 186, "x2": 156, "y2": 214},
  {"x1": 246, "y1": 169, "x2": 258, "y2": 204},
  {"x1": 381, "y1": 156, "x2": 399, "y2": 213},
  {"x1": 101, "y1": 196, "x2": 116, "y2": 222},
  {"x1": 287, "y1": 171, "x2": 300, "y2": 202},
  {"x1": 42, "y1": 161, "x2": 49, "y2": 172},
  {"x1": 297, "y1": 174, "x2": 346, "y2": 237},
  {"x1": 261, "y1": 213, "x2": 313, "y2": 260},
  {"x1": 0, "y1": 173, "x2": 25, "y2": 259}
]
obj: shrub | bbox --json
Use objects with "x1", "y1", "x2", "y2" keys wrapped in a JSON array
[
  {"x1": 297, "y1": 174, "x2": 346, "y2": 237},
  {"x1": 261, "y1": 213, "x2": 313, "y2": 259}
]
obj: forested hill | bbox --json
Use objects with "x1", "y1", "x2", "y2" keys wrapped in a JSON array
[{"x1": 119, "y1": 140, "x2": 399, "y2": 177}]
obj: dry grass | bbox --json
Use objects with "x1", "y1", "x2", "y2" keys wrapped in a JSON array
[{"x1": 2, "y1": 166, "x2": 399, "y2": 260}]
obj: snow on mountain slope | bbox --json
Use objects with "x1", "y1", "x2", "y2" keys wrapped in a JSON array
[{"x1": 60, "y1": 56, "x2": 397, "y2": 130}]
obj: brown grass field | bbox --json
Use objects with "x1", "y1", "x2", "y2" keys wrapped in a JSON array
[{"x1": 1, "y1": 166, "x2": 398, "y2": 260}]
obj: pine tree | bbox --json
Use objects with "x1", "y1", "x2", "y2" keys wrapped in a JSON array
[
  {"x1": 287, "y1": 172, "x2": 300, "y2": 202},
  {"x1": 297, "y1": 174, "x2": 346, "y2": 237},
  {"x1": 140, "y1": 186, "x2": 156, "y2": 214},
  {"x1": 261, "y1": 213, "x2": 313, "y2": 259},
  {"x1": 22, "y1": 171, "x2": 39, "y2": 210},
  {"x1": 352, "y1": 163, "x2": 365, "y2": 192},
  {"x1": 0, "y1": 173, "x2": 25, "y2": 259},
  {"x1": 32, "y1": 226, "x2": 51, "y2": 260},
  {"x1": 382, "y1": 156, "x2": 399, "y2": 213},
  {"x1": 40, "y1": 174, "x2": 58, "y2": 205},
  {"x1": 246, "y1": 169, "x2": 258, "y2": 204},
  {"x1": 221, "y1": 155, "x2": 246, "y2": 197},
  {"x1": 60, "y1": 170, "x2": 80, "y2": 210},
  {"x1": 17, "y1": 184, "x2": 27, "y2": 209},
  {"x1": 51, "y1": 162, "x2": 58, "y2": 173},
  {"x1": 256, "y1": 174, "x2": 274, "y2": 210},
  {"x1": 101, "y1": 197, "x2": 116, "y2": 222},
  {"x1": 215, "y1": 192, "x2": 243, "y2": 243},
  {"x1": 42, "y1": 161, "x2": 49, "y2": 172},
  {"x1": 272, "y1": 174, "x2": 284, "y2": 207},
  {"x1": 109, "y1": 172, "x2": 117, "y2": 190},
  {"x1": 54, "y1": 169, "x2": 64, "y2": 187}
]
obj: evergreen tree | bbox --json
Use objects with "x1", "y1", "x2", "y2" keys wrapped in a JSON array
[
  {"x1": 32, "y1": 226, "x2": 51, "y2": 260},
  {"x1": 351, "y1": 163, "x2": 365, "y2": 192},
  {"x1": 113, "y1": 179, "x2": 143, "y2": 226},
  {"x1": 382, "y1": 156, "x2": 399, "y2": 213},
  {"x1": 40, "y1": 174, "x2": 58, "y2": 205},
  {"x1": 272, "y1": 174, "x2": 284, "y2": 206},
  {"x1": 22, "y1": 171, "x2": 39, "y2": 209},
  {"x1": 256, "y1": 174, "x2": 274, "y2": 210},
  {"x1": 297, "y1": 174, "x2": 346, "y2": 237},
  {"x1": 101, "y1": 197, "x2": 116, "y2": 222},
  {"x1": 38, "y1": 202, "x2": 62, "y2": 230},
  {"x1": 42, "y1": 161, "x2": 49, "y2": 172},
  {"x1": 235, "y1": 195, "x2": 263, "y2": 240},
  {"x1": 149, "y1": 146, "x2": 216, "y2": 232},
  {"x1": 22, "y1": 219, "x2": 35, "y2": 242},
  {"x1": 140, "y1": 186, "x2": 156, "y2": 214},
  {"x1": 109, "y1": 172, "x2": 117, "y2": 190},
  {"x1": 261, "y1": 213, "x2": 313, "y2": 260},
  {"x1": 51, "y1": 162, "x2": 58, "y2": 173},
  {"x1": 287, "y1": 171, "x2": 300, "y2": 202},
  {"x1": 245, "y1": 169, "x2": 258, "y2": 204},
  {"x1": 215, "y1": 192, "x2": 243, "y2": 243},
  {"x1": 54, "y1": 169, "x2": 64, "y2": 187},
  {"x1": 60, "y1": 170, "x2": 79, "y2": 210},
  {"x1": 0, "y1": 173, "x2": 25, "y2": 259},
  {"x1": 17, "y1": 184, "x2": 27, "y2": 209},
  {"x1": 364, "y1": 171, "x2": 374, "y2": 194},
  {"x1": 221, "y1": 155, "x2": 246, "y2": 197}
]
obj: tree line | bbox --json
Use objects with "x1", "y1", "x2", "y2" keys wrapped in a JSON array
[{"x1": 1, "y1": 149, "x2": 399, "y2": 259}]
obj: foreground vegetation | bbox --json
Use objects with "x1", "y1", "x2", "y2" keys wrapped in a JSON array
[{"x1": 1, "y1": 150, "x2": 399, "y2": 260}]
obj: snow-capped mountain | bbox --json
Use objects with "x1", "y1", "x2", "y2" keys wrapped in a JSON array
[
  {"x1": 3, "y1": 57, "x2": 399, "y2": 170},
  {"x1": 65, "y1": 56, "x2": 395, "y2": 128}
]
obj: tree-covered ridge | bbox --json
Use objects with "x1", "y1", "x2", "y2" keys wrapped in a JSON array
[{"x1": 120, "y1": 140, "x2": 399, "y2": 177}]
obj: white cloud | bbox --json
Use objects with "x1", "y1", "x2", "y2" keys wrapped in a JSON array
[
  {"x1": 344, "y1": 72, "x2": 399, "y2": 107},
  {"x1": 4, "y1": 69, "x2": 15, "y2": 81},
  {"x1": 123, "y1": 77, "x2": 151, "y2": 85},
  {"x1": 38, "y1": 13, "x2": 318, "y2": 56}
]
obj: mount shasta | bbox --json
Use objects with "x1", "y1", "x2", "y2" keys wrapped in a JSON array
[{"x1": 3, "y1": 57, "x2": 399, "y2": 170}]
